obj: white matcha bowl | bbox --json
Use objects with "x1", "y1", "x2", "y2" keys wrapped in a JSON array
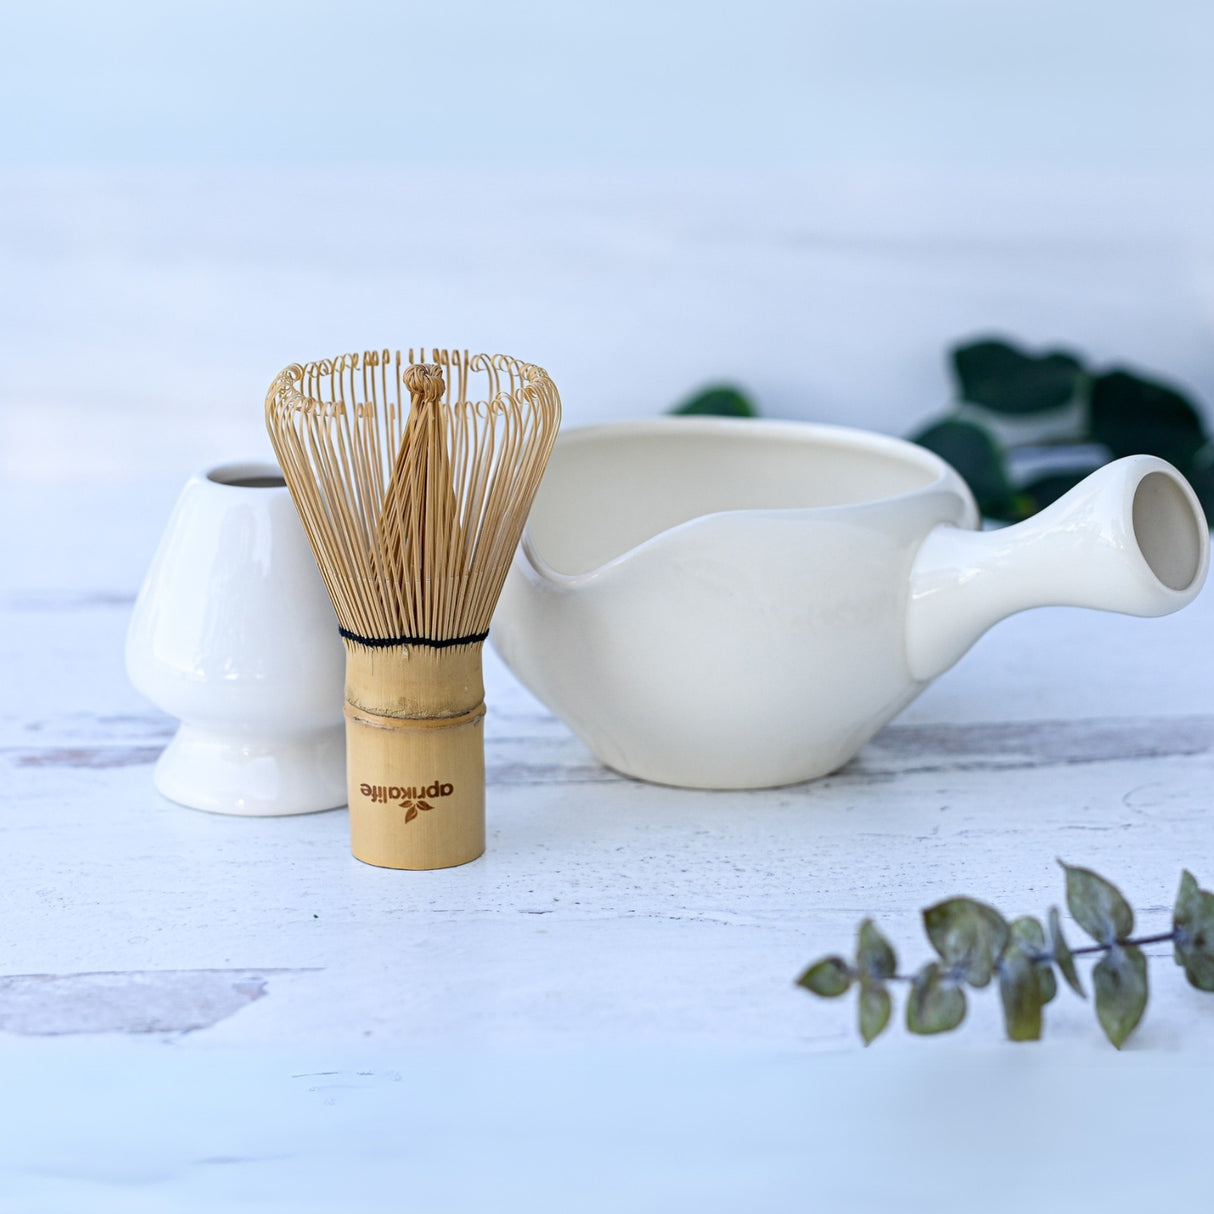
[{"x1": 492, "y1": 418, "x2": 1209, "y2": 790}]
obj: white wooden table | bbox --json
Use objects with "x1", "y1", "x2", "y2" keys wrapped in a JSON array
[
  {"x1": 4, "y1": 455, "x2": 1214, "y2": 1213},
  {"x1": 4, "y1": 169, "x2": 1214, "y2": 1212}
]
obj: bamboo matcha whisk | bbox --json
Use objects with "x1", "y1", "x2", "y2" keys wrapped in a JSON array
[{"x1": 266, "y1": 349, "x2": 560, "y2": 869}]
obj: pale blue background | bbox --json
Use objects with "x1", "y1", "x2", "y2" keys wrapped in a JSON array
[
  {"x1": 3, "y1": 0, "x2": 1214, "y2": 486},
  {"x1": 3, "y1": 0, "x2": 1211, "y2": 172}
]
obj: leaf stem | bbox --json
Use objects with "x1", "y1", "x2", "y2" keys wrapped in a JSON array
[
  {"x1": 875, "y1": 930, "x2": 1177, "y2": 982},
  {"x1": 1068, "y1": 930, "x2": 1175, "y2": 957}
]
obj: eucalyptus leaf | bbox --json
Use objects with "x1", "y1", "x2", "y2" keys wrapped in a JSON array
[
  {"x1": 906, "y1": 962, "x2": 967, "y2": 1035},
  {"x1": 1061, "y1": 861, "x2": 1133, "y2": 944},
  {"x1": 999, "y1": 945, "x2": 1046, "y2": 1041},
  {"x1": 1092, "y1": 944, "x2": 1148, "y2": 1049},
  {"x1": 1173, "y1": 870, "x2": 1214, "y2": 992},
  {"x1": 856, "y1": 918, "x2": 896, "y2": 981},
  {"x1": 858, "y1": 978, "x2": 892, "y2": 1046},
  {"x1": 670, "y1": 385, "x2": 756, "y2": 418},
  {"x1": 952, "y1": 338, "x2": 1084, "y2": 414},
  {"x1": 1008, "y1": 916, "x2": 1056, "y2": 1004},
  {"x1": 910, "y1": 418, "x2": 1016, "y2": 518},
  {"x1": 1049, "y1": 906, "x2": 1085, "y2": 998},
  {"x1": 1037, "y1": 959, "x2": 1058, "y2": 1005},
  {"x1": 1090, "y1": 369, "x2": 1206, "y2": 467},
  {"x1": 1008, "y1": 916, "x2": 1045, "y2": 950},
  {"x1": 922, "y1": 898, "x2": 1009, "y2": 988},
  {"x1": 797, "y1": 956, "x2": 853, "y2": 998}
]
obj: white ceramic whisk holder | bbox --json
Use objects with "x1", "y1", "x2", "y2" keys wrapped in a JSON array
[{"x1": 126, "y1": 461, "x2": 346, "y2": 815}]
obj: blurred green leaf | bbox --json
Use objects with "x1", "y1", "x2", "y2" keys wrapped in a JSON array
[
  {"x1": 1092, "y1": 944, "x2": 1148, "y2": 1049},
  {"x1": 1008, "y1": 916, "x2": 1056, "y2": 1004},
  {"x1": 906, "y1": 962, "x2": 967, "y2": 1034},
  {"x1": 1173, "y1": 870, "x2": 1214, "y2": 992},
  {"x1": 858, "y1": 978, "x2": 892, "y2": 1045},
  {"x1": 1049, "y1": 906, "x2": 1085, "y2": 998},
  {"x1": 1090, "y1": 370, "x2": 1206, "y2": 467},
  {"x1": 923, "y1": 898, "x2": 1009, "y2": 988},
  {"x1": 856, "y1": 919, "x2": 896, "y2": 981},
  {"x1": 911, "y1": 418, "x2": 1017, "y2": 518},
  {"x1": 1061, "y1": 861, "x2": 1134, "y2": 945},
  {"x1": 670, "y1": 385, "x2": 757, "y2": 418},
  {"x1": 797, "y1": 956, "x2": 853, "y2": 998},
  {"x1": 1183, "y1": 448, "x2": 1214, "y2": 527},
  {"x1": 999, "y1": 945, "x2": 1047, "y2": 1041},
  {"x1": 952, "y1": 338, "x2": 1084, "y2": 414},
  {"x1": 1017, "y1": 469, "x2": 1090, "y2": 514}
]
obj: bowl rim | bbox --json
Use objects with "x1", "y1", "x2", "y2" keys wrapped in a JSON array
[
  {"x1": 552, "y1": 415, "x2": 958, "y2": 486},
  {"x1": 521, "y1": 416, "x2": 974, "y2": 583}
]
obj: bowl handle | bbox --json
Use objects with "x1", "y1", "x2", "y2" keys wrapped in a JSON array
[{"x1": 905, "y1": 455, "x2": 1209, "y2": 682}]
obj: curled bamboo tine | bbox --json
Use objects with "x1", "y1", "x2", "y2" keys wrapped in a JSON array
[{"x1": 265, "y1": 349, "x2": 559, "y2": 645}]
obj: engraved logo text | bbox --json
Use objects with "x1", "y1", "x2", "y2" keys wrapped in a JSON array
[{"x1": 360, "y1": 781, "x2": 454, "y2": 823}]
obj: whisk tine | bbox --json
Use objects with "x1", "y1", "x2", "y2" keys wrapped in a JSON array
[{"x1": 267, "y1": 350, "x2": 558, "y2": 645}]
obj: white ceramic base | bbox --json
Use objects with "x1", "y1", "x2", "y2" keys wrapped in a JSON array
[{"x1": 154, "y1": 724, "x2": 347, "y2": 816}]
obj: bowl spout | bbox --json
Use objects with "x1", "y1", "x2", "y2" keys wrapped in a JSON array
[{"x1": 905, "y1": 455, "x2": 1209, "y2": 682}]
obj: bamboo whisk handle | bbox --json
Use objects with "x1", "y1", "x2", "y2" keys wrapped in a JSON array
[{"x1": 344, "y1": 643, "x2": 486, "y2": 870}]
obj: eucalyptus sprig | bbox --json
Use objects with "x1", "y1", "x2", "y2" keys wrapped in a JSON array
[{"x1": 798, "y1": 863, "x2": 1214, "y2": 1048}]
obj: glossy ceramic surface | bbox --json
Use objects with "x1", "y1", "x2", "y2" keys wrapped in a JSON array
[
  {"x1": 493, "y1": 418, "x2": 1209, "y2": 789},
  {"x1": 125, "y1": 461, "x2": 346, "y2": 814}
]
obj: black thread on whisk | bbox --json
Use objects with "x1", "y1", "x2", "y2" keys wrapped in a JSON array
[{"x1": 338, "y1": 627, "x2": 490, "y2": 649}]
